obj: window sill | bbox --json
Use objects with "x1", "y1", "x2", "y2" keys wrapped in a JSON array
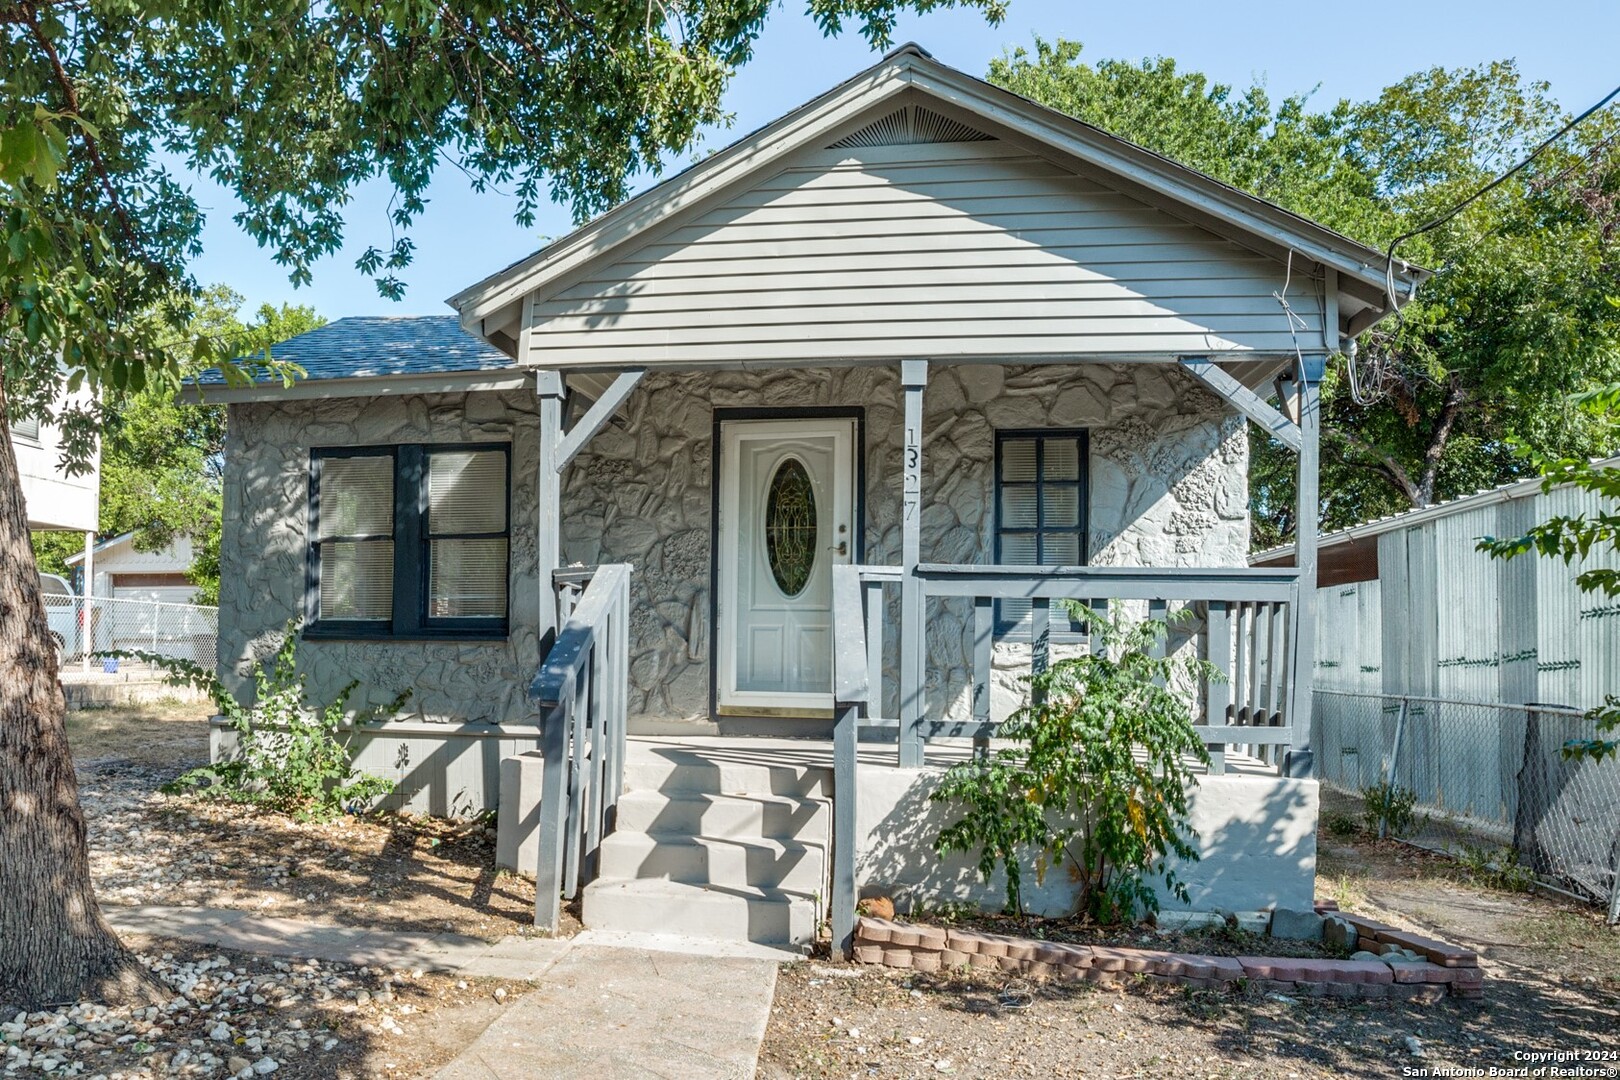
[{"x1": 302, "y1": 626, "x2": 510, "y2": 644}]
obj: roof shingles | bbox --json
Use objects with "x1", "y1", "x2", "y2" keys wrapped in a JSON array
[{"x1": 195, "y1": 315, "x2": 512, "y2": 386}]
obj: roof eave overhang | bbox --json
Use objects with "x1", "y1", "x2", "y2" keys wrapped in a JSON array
[{"x1": 177, "y1": 368, "x2": 531, "y2": 406}]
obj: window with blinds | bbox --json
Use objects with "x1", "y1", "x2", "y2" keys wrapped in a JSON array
[
  {"x1": 316, "y1": 453, "x2": 395, "y2": 622},
  {"x1": 9, "y1": 416, "x2": 41, "y2": 442},
  {"x1": 426, "y1": 449, "x2": 508, "y2": 619},
  {"x1": 994, "y1": 429, "x2": 1089, "y2": 634},
  {"x1": 308, "y1": 443, "x2": 510, "y2": 638}
]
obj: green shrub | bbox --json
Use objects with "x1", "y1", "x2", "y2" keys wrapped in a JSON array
[
  {"x1": 930, "y1": 605, "x2": 1214, "y2": 923},
  {"x1": 108, "y1": 621, "x2": 407, "y2": 820},
  {"x1": 1360, "y1": 779, "x2": 1418, "y2": 838},
  {"x1": 1455, "y1": 844, "x2": 1536, "y2": 893},
  {"x1": 1323, "y1": 809, "x2": 1360, "y2": 837}
]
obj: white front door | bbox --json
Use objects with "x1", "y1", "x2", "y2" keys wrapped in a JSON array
[{"x1": 717, "y1": 418, "x2": 857, "y2": 715}]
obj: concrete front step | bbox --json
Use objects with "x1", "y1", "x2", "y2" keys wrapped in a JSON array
[
  {"x1": 612, "y1": 789, "x2": 831, "y2": 841},
  {"x1": 622, "y1": 757, "x2": 832, "y2": 800},
  {"x1": 597, "y1": 831, "x2": 827, "y2": 893},
  {"x1": 582, "y1": 877, "x2": 818, "y2": 947}
]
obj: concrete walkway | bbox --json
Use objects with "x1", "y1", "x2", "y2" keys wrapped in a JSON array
[{"x1": 101, "y1": 905, "x2": 781, "y2": 1078}]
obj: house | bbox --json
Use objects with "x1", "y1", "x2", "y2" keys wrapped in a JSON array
[
  {"x1": 16, "y1": 380, "x2": 99, "y2": 535},
  {"x1": 67, "y1": 532, "x2": 199, "y2": 607},
  {"x1": 192, "y1": 45, "x2": 1425, "y2": 948}
]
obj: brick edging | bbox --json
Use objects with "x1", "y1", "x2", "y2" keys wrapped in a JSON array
[{"x1": 852, "y1": 910, "x2": 1484, "y2": 1002}]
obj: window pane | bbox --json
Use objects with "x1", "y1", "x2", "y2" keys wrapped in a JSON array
[
  {"x1": 430, "y1": 538, "x2": 508, "y2": 618},
  {"x1": 1043, "y1": 439, "x2": 1080, "y2": 480},
  {"x1": 319, "y1": 540, "x2": 394, "y2": 620},
  {"x1": 1000, "y1": 439, "x2": 1036, "y2": 482},
  {"x1": 1042, "y1": 533, "x2": 1081, "y2": 564},
  {"x1": 1000, "y1": 487, "x2": 1038, "y2": 529},
  {"x1": 429, "y1": 450, "x2": 507, "y2": 535},
  {"x1": 1000, "y1": 533, "x2": 1038, "y2": 565},
  {"x1": 1043, "y1": 487, "x2": 1079, "y2": 527},
  {"x1": 10, "y1": 416, "x2": 40, "y2": 442},
  {"x1": 319, "y1": 455, "x2": 393, "y2": 538}
]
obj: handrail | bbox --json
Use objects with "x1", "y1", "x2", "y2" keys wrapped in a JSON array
[
  {"x1": 531, "y1": 563, "x2": 631, "y2": 709},
  {"x1": 917, "y1": 563, "x2": 1299, "y2": 603},
  {"x1": 529, "y1": 562, "x2": 633, "y2": 933},
  {"x1": 829, "y1": 564, "x2": 884, "y2": 960}
]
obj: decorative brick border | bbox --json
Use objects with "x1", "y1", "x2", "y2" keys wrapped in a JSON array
[{"x1": 852, "y1": 904, "x2": 1483, "y2": 1002}]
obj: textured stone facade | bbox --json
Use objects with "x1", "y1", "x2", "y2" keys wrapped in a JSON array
[
  {"x1": 219, "y1": 362, "x2": 1246, "y2": 726},
  {"x1": 220, "y1": 390, "x2": 544, "y2": 722}
]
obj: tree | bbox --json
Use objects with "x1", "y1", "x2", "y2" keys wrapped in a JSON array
[
  {"x1": 2, "y1": 0, "x2": 1004, "y2": 1012},
  {"x1": 29, "y1": 289, "x2": 321, "y2": 600},
  {"x1": 989, "y1": 41, "x2": 1620, "y2": 547}
]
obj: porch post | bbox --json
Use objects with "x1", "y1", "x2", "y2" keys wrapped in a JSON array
[
  {"x1": 536, "y1": 369, "x2": 565, "y2": 652},
  {"x1": 1285, "y1": 355, "x2": 1323, "y2": 778},
  {"x1": 898, "y1": 360, "x2": 929, "y2": 767}
]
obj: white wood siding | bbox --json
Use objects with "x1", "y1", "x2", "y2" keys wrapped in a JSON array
[{"x1": 525, "y1": 140, "x2": 1324, "y2": 366}]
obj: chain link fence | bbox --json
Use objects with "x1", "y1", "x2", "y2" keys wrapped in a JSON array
[
  {"x1": 43, "y1": 592, "x2": 218, "y2": 671},
  {"x1": 1315, "y1": 688, "x2": 1620, "y2": 919}
]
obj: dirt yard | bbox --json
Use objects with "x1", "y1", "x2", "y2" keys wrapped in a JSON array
[
  {"x1": 760, "y1": 821, "x2": 1620, "y2": 1078},
  {"x1": 68, "y1": 704, "x2": 557, "y2": 943}
]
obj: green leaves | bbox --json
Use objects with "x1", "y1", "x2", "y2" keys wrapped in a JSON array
[
  {"x1": 135, "y1": 620, "x2": 410, "y2": 820},
  {"x1": 930, "y1": 607, "x2": 1212, "y2": 922}
]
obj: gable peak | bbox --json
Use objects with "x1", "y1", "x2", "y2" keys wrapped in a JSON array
[{"x1": 827, "y1": 103, "x2": 994, "y2": 149}]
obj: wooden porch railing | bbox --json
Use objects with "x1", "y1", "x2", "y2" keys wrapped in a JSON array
[
  {"x1": 528, "y1": 562, "x2": 633, "y2": 932},
  {"x1": 828, "y1": 562, "x2": 1302, "y2": 955},
  {"x1": 913, "y1": 565, "x2": 1300, "y2": 772}
]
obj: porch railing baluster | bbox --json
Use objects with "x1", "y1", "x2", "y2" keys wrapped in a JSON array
[{"x1": 529, "y1": 563, "x2": 634, "y2": 933}]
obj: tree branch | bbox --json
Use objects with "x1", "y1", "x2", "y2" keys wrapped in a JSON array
[
  {"x1": 1416, "y1": 379, "x2": 1469, "y2": 506},
  {"x1": 18, "y1": 1, "x2": 138, "y2": 246},
  {"x1": 1325, "y1": 424, "x2": 1421, "y2": 506}
]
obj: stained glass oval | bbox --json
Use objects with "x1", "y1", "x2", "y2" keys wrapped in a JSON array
[{"x1": 765, "y1": 458, "x2": 817, "y2": 597}]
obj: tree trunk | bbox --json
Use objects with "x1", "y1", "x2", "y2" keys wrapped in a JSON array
[{"x1": 0, "y1": 382, "x2": 158, "y2": 1013}]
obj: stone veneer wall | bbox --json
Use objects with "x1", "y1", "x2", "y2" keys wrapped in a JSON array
[
  {"x1": 220, "y1": 390, "x2": 544, "y2": 723},
  {"x1": 219, "y1": 362, "x2": 1246, "y2": 727}
]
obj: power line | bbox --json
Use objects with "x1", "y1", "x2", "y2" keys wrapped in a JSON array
[{"x1": 1384, "y1": 79, "x2": 1620, "y2": 312}]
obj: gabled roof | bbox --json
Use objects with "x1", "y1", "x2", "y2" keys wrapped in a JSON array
[
  {"x1": 449, "y1": 43, "x2": 1427, "y2": 350},
  {"x1": 184, "y1": 316, "x2": 524, "y2": 402}
]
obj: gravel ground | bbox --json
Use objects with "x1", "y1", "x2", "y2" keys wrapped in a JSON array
[
  {"x1": 2, "y1": 934, "x2": 522, "y2": 1079},
  {"x1": 71, "y1": 707, "x2": 561, "y2": 942}
]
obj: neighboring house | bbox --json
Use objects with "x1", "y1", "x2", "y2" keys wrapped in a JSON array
[
  {"x1": 192, "y1": 45, "x2": 1425, "y2": 945},
  {"x1": 15, "y1": 385, "x2": 98, "y2": 534},
  {"x1": 67, "y1": 531, "x2": 198, "y2": 606},
  {"x1": 1252, "y1": 460, "x2": 1620, "y2": 711}
]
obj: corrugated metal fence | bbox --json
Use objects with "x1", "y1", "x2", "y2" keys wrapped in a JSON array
[{"x1": 1316, "y1": 689, "x2": 1619, "y2": 917}]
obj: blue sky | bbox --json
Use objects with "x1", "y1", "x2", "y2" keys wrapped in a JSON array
[{"x1": 188, "y1": 0, "x2": 1620, "y2": 321}]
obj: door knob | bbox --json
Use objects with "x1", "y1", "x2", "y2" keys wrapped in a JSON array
[{"x1": 832, "y1": 540, "x2": 848, "y2": 556}]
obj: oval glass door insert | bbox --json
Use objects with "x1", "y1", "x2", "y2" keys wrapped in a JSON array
[{"x1": 765, "y1": 457, "x2": 817, "y2": 597}]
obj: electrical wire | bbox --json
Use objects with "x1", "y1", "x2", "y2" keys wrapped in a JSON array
[{"x1": 1383, "y1": 79, "x2": 1620, "y2": 314}]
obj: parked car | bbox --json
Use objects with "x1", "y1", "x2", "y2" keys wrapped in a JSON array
[{"x1": 40, "y1": 572, "x2": 82, "y2": 661}]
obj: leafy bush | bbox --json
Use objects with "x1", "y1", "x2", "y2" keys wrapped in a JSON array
[
  {"x1": 930, "y1": 606, "x2": 1214, "y2": 923},
  {"x1": 1360, "y1": 779, "x2": 1418, "y2": 838},
  {"x1": 1323, "y1": 809, "x2": 1360, "y2": 837},
  {"x1": 109, "y1": 621, "x2": 407, "y2": 820},
  {"x1": 1455, "y1": 844, "x2": 1536, "y2": 893}
]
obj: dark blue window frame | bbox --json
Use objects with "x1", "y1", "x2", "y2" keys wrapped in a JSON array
[
  {"x1": 993, "y1": 428, "x2": 1090, "y2": 638},
  {"x1": 306, "y1": 443, "x2": 511, "y2": 641}
]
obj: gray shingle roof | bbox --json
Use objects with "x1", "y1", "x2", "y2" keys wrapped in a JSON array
[{"x1": 195, "y1": 315, "x2": 513, "y2": 385}]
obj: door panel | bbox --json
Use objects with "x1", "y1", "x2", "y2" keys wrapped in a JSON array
[{"x1": 717, "y1": 418, "x2": 856, "y2": 713}]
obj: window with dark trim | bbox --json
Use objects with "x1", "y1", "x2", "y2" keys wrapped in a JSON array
[
  {"x1": 994, "y1": 429, "x2": 1090, "y2": 635},
  {"x1": 307, "y1": 444, "x2": 510, "y2": 640}
]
